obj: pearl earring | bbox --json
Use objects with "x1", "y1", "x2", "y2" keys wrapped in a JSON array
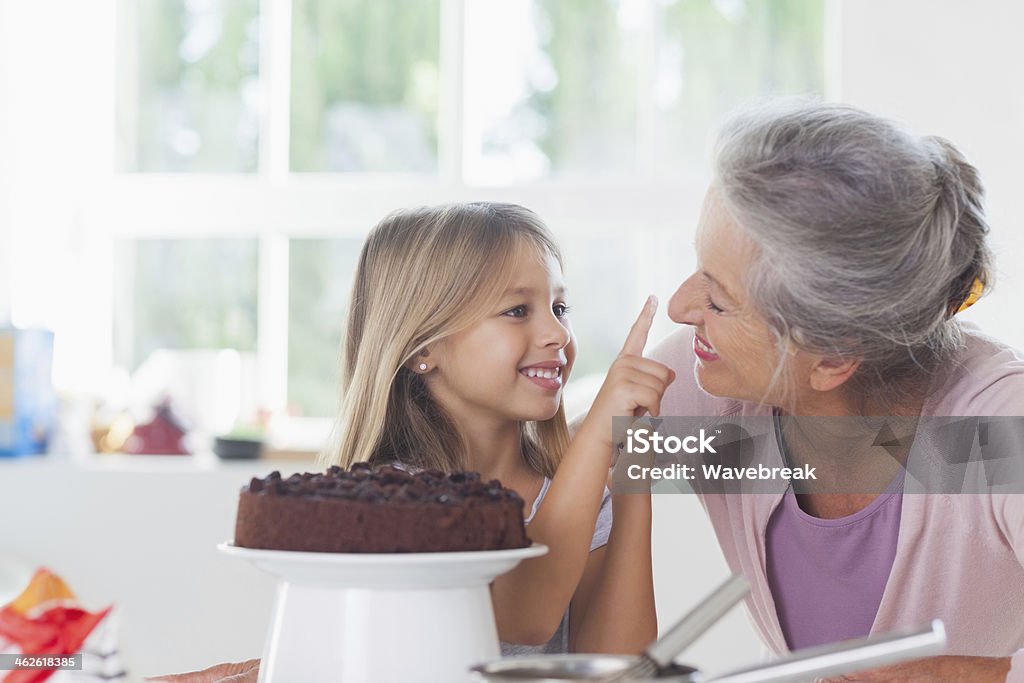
[{"x1": 418, "y1": 363, "x2": 428, "y2": 371}]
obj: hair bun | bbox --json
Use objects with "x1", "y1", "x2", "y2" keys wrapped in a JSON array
[{"x1": 925, "y1": 136, "x2": 992, "y2": 316}]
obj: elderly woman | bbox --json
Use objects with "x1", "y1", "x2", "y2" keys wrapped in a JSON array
[{"x1": 652, "y1": 100, "x2": 1024, "y2": 681}]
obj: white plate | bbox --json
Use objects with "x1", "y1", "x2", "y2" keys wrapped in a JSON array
[{"x1": 218, "y1": 542, "x2": 547, "y2": 588}]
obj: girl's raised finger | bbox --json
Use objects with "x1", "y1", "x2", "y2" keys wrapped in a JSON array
[{"x1": 620, "y1": 295, "x2": 657, "y2": 358}]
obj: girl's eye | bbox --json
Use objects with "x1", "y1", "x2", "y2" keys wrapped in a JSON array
[
  {"x1": 705, "y1": 295, "x2": 725, "y2": 314},
  {"x1": 504, "y1": 305, "x2": 528, "y2": 318},
  {"x1": 553, "y1": 303, "x2": 571, "y2": 318}
]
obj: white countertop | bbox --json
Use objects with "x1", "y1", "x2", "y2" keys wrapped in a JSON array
[
  {"x1": 0, "y1": 453, "x2": 760, "y2": 680},
  {"x1": 0, "y1": 453, "x2": 293, "y2": 681},
  {"x1": 0, "y1": 451, "x2": 317, "y2": 472}
]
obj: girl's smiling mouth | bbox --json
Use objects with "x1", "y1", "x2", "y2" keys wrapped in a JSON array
[{"x1": 519, "y1": 361, "x2": 565, "y2": 390}]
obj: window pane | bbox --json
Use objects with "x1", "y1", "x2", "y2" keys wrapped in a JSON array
[
  {"x1": 650, "y1": 0, "x2": 825, "y2": 172},
  {"x1": 464, "y1": 0, "x2": 825, "y2": 183},
  {"x1": 116, "y1": 0, "x2": 261, "y2": 172},
  {"x1": 464, "y1": 0, "x2": 640, "y2": 183},
  {"x1": 560, "y1": 227, "x2": 697, "y2": 417},
  {"x1": 288, "y1": 238, "x2": 362, "y2": 417},
  {"x1": 562, "y1": 234, "x2": 642, "y2": 380},
  {"x1": 114, "y1": 239, "x2": 259, "y2": 370},
  {"x1": 290, "y1": 0, "x2": 441, "y2": 172}
]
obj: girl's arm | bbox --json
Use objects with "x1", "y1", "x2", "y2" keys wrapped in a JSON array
[
  {"x1": 492, "y1": 297, "x2": 671, "y2": 645},
  {"x1": 492, "y1": 427, "x2": 610, "y2": 645},
  {"x1": 568, "y1": 492, "x2": 657, "y2": 653}
]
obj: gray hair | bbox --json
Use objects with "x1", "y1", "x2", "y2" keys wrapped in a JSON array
[{"x1": 713, "y1": 99, "x2": 992, "y2": 413}]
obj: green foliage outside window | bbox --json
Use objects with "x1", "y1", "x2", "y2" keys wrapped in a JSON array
[
  {"x1": 290, "y1": 0, "x2": 441, "y2": 172},
  {"x1": 288, "y1": 239, "x2": 362, "y2": 416},
  {"x1": 121, "y1": 0, "x2": 260, "y2": 172},
  {"x1": 118, "y1": 239, "x2": 258, "y2": 370}
]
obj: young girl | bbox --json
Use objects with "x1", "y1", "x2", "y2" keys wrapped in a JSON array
[
  {"x1": 153, "y1": 202, "x2": 671, "y2": 681},
  {"x1": 331, "y1": 202, "x2": 669, "y2": 653}
]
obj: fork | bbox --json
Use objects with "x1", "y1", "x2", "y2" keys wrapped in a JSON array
[{"x1": 601, "y1": 573, "x2": 750, "y2": 682}]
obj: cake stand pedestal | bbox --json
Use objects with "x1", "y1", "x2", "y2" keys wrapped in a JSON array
[{"x1": 218, "y1": 542, "x2": 547, "y2": 683}]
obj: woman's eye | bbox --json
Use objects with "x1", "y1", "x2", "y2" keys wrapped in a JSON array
[
  {"x1": 504, "y1": 305, "x2": 528, "y2": 318},
  {"x1": 553, "y1": 303, "x2": 571, "y2": 318},
  {"x1": 705, "y1": 295, "x2": 725, "y2": 314}
]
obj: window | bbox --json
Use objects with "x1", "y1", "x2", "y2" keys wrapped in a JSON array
[
  {"x1": 287, "y1": 238, "x2": 361, "y2": 417},
  {"x1": 290, "y1": 0, "x2": 442, "y2": 172},
  {"x1": 106, "y1": 0, "x2": 828, "y2": 427},
  {"x1": 113, "y1": 238, "x2": 259, "y2": 369},
  {"x1": 117, "y1": 0, "x2": 262, "y2": 172}
]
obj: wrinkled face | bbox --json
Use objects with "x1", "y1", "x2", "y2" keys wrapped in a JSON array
[
  {"x1": 667, "y1": 186, "x2": 813, "y2": 405},
  {"x1": 426, "y1": 241, "x2": 576, "y2": 427}
]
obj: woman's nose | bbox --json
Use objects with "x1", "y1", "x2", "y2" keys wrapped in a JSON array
[{"x1": 668, "y1": 274, "x2": 705, "y2": 326}]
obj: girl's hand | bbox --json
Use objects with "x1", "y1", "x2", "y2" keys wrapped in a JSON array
[
  {"x1": 579, "y1": 296, "x2": 676, "y2": 452},
  {"x1": 146, "y1": 659, "x2": 260, "y2": 683}
]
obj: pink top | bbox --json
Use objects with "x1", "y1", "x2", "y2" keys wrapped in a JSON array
[{"x1": 651, "y1": 322, "x2": 1024, "y2": 681}]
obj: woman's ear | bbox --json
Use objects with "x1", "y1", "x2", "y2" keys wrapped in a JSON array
[{"x1": 808, "y1": 356, "x2": 860, "y2": 392}]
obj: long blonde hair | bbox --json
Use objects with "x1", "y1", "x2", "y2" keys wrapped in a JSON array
[{"x1": 321, "y1": 202, "x2": 571, "y2": 478}]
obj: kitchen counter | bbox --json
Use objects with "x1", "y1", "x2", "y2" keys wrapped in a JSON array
[
  {"x1": 0, "y1": 453, "x2": 312, "y2": 681},
  {"x1": 0, "y1": 454, "x2": 760, "y2": 680}
]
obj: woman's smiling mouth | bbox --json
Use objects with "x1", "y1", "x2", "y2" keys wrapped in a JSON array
[{"x1": 694, "y1": 333, "x2": 720, "y2": 361}]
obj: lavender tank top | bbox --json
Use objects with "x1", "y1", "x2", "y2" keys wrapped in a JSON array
[
  {"x1": 500, "y1": 478, "x2": 613, "y2": 656},
  {"x1": 766, "y1": 421, "x2": 904, "y2": 650}
]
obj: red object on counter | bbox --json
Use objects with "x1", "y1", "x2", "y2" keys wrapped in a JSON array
[
  {"x1": 122, "y1": 399, "x2": 191, "y2": 455},
  {"x1": 0, "y1": 569, "x2": 113, "y2": 683},
  {"x1": 0, "y1": 605, "x2": 112, "y2": 683}
]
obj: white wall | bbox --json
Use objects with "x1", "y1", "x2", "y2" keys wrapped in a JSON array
[
  {"x1": 0, "y1": 0, "x2": 15, "y2": 323},
  {"x1": 839, "y1": 0, "x2": 1024, "y2": 348},
  {"x1": 0, "y1": 0, "x2": 116, "y2": 390}
]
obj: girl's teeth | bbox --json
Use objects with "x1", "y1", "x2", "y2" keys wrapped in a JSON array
[
  {"x1": 524, "y1": 368, "x2": 560, "y2": 378},
  {"x1": 697, "y1": 338, "x2": 715, "y2": 353}
]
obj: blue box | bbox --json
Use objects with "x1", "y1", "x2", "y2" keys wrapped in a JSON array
[{"x1": 0, "y1": 328, "x2": 56, "y2": 456}]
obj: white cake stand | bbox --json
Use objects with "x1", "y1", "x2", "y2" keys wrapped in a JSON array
[{"x1": 218, "y1": 542, "x2": 547, "y2": 683}]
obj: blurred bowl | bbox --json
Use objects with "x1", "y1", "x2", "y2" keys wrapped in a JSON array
[
  {"x1": 470, "y1": 655, "x2": 699, "y2": 682},
  {"x1": 213, "y1": 436, "x2": 264, "y2": 460}
]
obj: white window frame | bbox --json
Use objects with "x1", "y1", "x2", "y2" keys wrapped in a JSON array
[{"x1": 74, "y1": 0, "x2": 840, "y2": 420}]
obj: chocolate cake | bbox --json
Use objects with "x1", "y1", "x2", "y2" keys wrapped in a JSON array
[{"x1": 234, "y1": 463, "x2": 530, "y2": 553}]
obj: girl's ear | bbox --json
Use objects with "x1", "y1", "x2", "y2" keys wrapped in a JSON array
[{"x1": 406, "y1": 348, "x2": 431, "y2": 374}]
